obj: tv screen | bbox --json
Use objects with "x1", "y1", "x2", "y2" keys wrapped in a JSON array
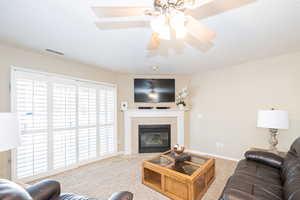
[{"x1": 134, "y1": 79, "x2": 175, "y2": 103}]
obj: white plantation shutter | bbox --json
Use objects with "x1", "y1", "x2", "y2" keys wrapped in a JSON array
[
  {"x1": 78, "y1": 87, "x2": 97, "y2": 161},
  {"x1": 78, "y1": 128, "x2": 97, "y2": 161},
  {"x1": 78, "y1": 87, "x2": 96, "y2": 127},
  {"x1": 52, "y1": 83, "x2": 77, "y2": 169},
  {"x1": 53, "y1": 130, "x2": 77, "y2": 169},
  {"x1": 15, "y1": 73, "x2": 48, "y2": 178},
  {"x1": 53, "y1": 83, "x2": 76, "y2": 129},
  {"x1": 99, "y1": 88, "x2": 115, "y2": 155},
  {"x1": 12, "y1": 69, "x2": 116, "y2": 180}
]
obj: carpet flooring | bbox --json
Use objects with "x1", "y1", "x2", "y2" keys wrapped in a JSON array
[{"x1": 41, "y1": 154, "x2": 237, "y2": 200}]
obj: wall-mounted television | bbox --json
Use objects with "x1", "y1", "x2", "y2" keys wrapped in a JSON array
[{"x1": 134, "y1": 79, "x2": 175, "y2": 103}]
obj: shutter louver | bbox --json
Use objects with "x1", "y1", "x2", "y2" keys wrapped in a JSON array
[
  {"x1": 78, "y1": 128, "x2": 97, "y2": 161},
  {"x1": 53, "y1": 83, "x2": 76, "y2": 129},
  {"x1": 53, "y1": 130, "x2": 76, "y2": 169},
  {"x1": 99, "y1": 88, "x2": 115, "y2": 155},
  {"x1": 78, "y1": 87, "x2": 96, "y2": 127},
  {"x1": 106, "y1": 90, "x2": 115, "y2": 153}
]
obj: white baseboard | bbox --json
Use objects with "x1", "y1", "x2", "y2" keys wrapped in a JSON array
[
  {"x1": 187, "y1": 149, "x2": 241, "y2": 162},
  {"x1": 118, "y1": 149, "x2": 241, "y2": 162}
]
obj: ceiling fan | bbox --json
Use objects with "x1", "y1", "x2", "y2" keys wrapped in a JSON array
[{"x1": 92, "y1": 0, "x2": 216, "y2": 51}]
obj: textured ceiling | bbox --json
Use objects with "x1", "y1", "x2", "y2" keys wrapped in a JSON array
[{"x1": 0, "y1": 0, "x2": 300, "y2": 74}]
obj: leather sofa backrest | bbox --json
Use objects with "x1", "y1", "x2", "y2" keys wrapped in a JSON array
[
  {"x1": 288, "y1": 137, "x2": 300, "y2": 157},
  {"x1": 282, "y1": 137, "x2": 300, "y2": 200},
  {"x1": 0, "y1": 179, "x2": 32, "y2": 200}
]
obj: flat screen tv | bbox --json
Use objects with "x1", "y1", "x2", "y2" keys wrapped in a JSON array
[{"x1": 134, "y1": 79, "x2": 175, "y2": 103}]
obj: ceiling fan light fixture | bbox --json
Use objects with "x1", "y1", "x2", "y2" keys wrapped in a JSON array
[
  {"x1": 150, "y1": 16, "x2": 166, "y2": 33},
  {"x1": 175, "y1": 26, "x2": 187, "y2": 38},
  {"x1": 169, "y1": 10, "x2": 187, "y2": 38},
  {"x1": 158, "y1": 26, "x2": 171, "y2": 40},
  {"x1": 169, "y1": 11, "x2": 185, "y2": 28}
]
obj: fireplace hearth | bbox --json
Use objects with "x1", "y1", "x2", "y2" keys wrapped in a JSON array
[{"x1": 139, "y1": 124, "x2": 171, "y2": 153}]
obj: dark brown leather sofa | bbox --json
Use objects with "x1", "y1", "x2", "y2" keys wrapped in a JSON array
[
  {"x1": 0, "y1": 179, "x2": 133, "y2": 200},
  {"x1": 219, "y1": 137, "x2": 300, "y2": 200}
]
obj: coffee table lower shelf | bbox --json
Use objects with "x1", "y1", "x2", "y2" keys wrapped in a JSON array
[{"x1": 142, "y1": 152, "x2": 215, "y2": 200}]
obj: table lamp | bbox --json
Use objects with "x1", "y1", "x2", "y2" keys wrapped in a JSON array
[{"x1": 257, "y1": 109, "x2": 289, "y2": 152}]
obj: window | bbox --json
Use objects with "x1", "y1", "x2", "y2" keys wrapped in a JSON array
[{"x1": 12, "y1": 68, "x2": 117, "y2": 180}]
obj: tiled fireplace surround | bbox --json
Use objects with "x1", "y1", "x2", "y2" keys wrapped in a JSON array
[{"x1": 123, "y1": 109, "x2": 186, "y2": 154}]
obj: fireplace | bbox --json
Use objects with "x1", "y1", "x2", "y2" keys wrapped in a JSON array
[{"x1": 139, "y1": 124, "x2": 171, "y2": 153}]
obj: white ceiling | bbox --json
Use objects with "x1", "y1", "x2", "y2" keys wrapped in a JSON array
[{"x1": 0, "y1": 0, "x2": 300, "y2": 74}]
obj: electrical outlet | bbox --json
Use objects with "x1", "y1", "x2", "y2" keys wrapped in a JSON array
[
  {"x1": 216, "y1": 142, "x2": 224, "y2": 152},
  {"x1": 197, "y1": 113, "x2": 203, "y2": 119}
]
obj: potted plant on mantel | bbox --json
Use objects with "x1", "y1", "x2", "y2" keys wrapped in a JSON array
[{"x1": 176, "y1": 87, "x2": 188, "y2": 110}]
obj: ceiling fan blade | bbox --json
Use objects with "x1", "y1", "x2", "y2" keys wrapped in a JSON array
[
  {"x1": 186, "y1": 16, "x2": 216, "y2": 42},
  {"x1": 92, "y1": 6, "x2": 151, "y2": 18},
  {"x1": 185, "y1": 34, "x2": 214, "y2": 52},
  {"x1": 147, "y1": 32, "x2": 160, "y2": 50},
  {"x1": 185, "y1": 0, "x2": 257, "y2": 20},
  {"x1": 95, "y1": 21, "x2": 149, "y2": 30}
]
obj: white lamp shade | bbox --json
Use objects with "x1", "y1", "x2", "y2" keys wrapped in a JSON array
[
  {"x1": 257, "y1": 110, "x2": 289, "y2": 130},
  {"x1": 0, "y1": 113, "x2": 21, "y2": 151}
]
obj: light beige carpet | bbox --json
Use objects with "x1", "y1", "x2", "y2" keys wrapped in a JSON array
[{"x1": 36, "y1": 154, "x2": 237, "y2": 200}]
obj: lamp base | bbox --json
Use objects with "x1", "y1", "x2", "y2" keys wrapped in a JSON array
[{"x1": 269, "y1": 128, "x2": 279, "y2": 152}]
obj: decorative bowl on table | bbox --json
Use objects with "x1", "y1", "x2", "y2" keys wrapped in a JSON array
[
  {"x1": 173, "y1": 144, "x2": 185, "y2": 155},
  {"x1": 172, "y1": 144, "x2": 191, "y2": 163}
]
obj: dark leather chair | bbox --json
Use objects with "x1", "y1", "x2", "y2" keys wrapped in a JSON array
[
  {"x1": 219, "y1": 137, "x2": 300, "y2": 200},
  {"x1": 0, "y1": 179, "x2": 133, "y2": 200}
]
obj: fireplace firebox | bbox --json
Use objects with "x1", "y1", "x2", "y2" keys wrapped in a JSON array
[{"x1": 139, "y1": 124, "x2": 171, "y2": 153}]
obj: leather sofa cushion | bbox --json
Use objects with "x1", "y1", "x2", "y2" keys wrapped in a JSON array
[
  {"x1": 235, "y1": 159, "x2": 282, "y2": 186},
  {"x1": 282, "y1": 137, "x2": 300, "y2": 183},
  {"x1": 281, "y1": 157, "x2": 299, "y2": 183},
  {"x1": 245, "y1": 151, "x2": 283, "y2": 169},
  {"x1": 281, "y1": 138, "x2": 300, "y2": 200},
  {"x1": 0, "y1": 179, "x2": 32, "y2": 200},
  {"x1": 288, "y1": 137, "x2": 300, "y2": 157},
  {"x1": 59, "y1": 192, "x2": 133, "y2": 200},
  {"x1": 59, "y1": 193, "x2": 96, "y2": 200},
  {"x1": 282, "y1": 159, "x2": 300, "y2": 200},
  {"x1": 26, "y1": 179, "x2": 61, "y2": 200},
  {"x1": 220, "y1": 175, "x2": 283, "y2": 200},
  {"x1": 283, "y1": 175, "x2": 300, "y2": 200}
]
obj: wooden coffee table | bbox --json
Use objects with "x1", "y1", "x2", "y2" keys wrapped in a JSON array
[{"x1": 142, "y1": 150, "x2": 215, "y2": 200}]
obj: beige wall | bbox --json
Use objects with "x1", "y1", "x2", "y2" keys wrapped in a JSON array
[
  {"x1": 189, "y1": 51, "x2": 300, "y2": 160},
  {"x1": 117, "y1": 74, "x2": 191, "y2": 151},
  {"x1": 0, "y1": 44, "x2": 118, "y2": 178}
]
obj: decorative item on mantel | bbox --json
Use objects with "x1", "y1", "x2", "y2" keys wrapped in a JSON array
[
  {"x1": 176, "y1": 87, "x2": 188, "y2": 110},
  {"x1": 120, "y1": 101, "x2": 128, "y2": 111}
]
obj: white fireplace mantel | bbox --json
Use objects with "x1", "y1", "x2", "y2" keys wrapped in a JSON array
[{"x1": 123, "y1": 109, "x2": 185, "y2": 155}]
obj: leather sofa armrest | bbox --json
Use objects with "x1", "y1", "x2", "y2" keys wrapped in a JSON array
[
  {"x1": 0, "y1": 179, "x2": 32, "y2": 200},
  {"x1": 26, "y1": 179, "x2": 61, "y2": 200},
  {"x1": 244, "y1": 150, "x2": 283, "y2": 169},
  {"x1": 108, "y1": 191, "x2": 133, "y2": 200}
]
